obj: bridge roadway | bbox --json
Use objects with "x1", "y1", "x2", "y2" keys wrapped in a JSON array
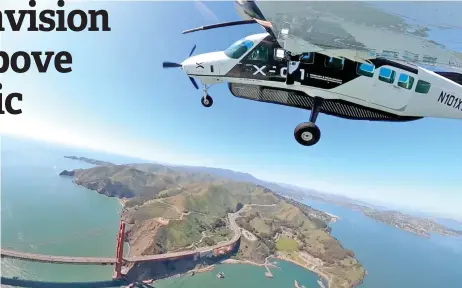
[{"x1": 1, "y1": 211, "x2": 243, "y2": 265}]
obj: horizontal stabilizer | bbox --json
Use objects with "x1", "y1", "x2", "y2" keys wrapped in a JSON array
[{"x1": 436, "y1": 71, "x2": 462, "y2": 86}]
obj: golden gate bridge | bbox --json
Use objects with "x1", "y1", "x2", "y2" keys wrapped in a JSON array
[{"x1": 1, "y1": 215, "x2": 242, "y2": 280}]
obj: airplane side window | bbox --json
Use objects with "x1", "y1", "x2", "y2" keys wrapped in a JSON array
[
  {"x1": 415, "y1": 80, "x2": 431, "y2": 94},
  {"x1": 357, "y1": 63, "x2": 375, "y2": 77},
  {"x1": 325, "y1": 57, "x2": 344, "y2": 69},
  {"x1": 378, "y1": 67, "x2": 396, "y2": 84},
  {"x1": 300, "y1": 52, "x2": 314, "y2": 64},
  {"x1": 247, "y1": 45, "x2": 269, "y2": 62},
  {"x1": 397, "y1": 73, "x2": 415, "y2": 90}
]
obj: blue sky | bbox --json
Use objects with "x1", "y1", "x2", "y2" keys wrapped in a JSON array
[{"x1": 1, "y1": 1, "x2": 461, "y2": 219}]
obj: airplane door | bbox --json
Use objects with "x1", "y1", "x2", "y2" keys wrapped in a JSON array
[{"x1": 371, "y1": 67, "x2": 414, "y2": 111}]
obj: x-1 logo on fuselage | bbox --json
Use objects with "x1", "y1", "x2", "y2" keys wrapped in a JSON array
[
  {"x1": 196, "y1": 62, "x2": 204, "y2": 69},
  {"x1": 253, "y1": 65, "x2": 266, "y2": 76}
]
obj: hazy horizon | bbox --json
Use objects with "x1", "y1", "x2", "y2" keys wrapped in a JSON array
[{"x1": 2, "y1": 134, "x2": 461, "y2": 222}]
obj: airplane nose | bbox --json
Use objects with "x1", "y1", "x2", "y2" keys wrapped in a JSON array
[
  {"x1": 181, "y1": 52, "x2": 226, "y2": 76},
  {"x1": 180, "y1": 58, "x2": 195, "y2": 74},
  {"x1": 181, "y1": 55, "x2": 206, "y2": 75}
]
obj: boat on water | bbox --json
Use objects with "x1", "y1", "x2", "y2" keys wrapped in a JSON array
[{"x1": 217, "y1": 272, "x2": 225, "y2": 279}]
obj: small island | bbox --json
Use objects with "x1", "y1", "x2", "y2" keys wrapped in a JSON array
[{"x1": 61, "y1": 156, "x2": 366, "y2": 288}]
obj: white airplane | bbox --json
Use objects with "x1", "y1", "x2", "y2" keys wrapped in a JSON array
[{"x1": 162, "y1": 0, "x2": 462, "y2": 147}]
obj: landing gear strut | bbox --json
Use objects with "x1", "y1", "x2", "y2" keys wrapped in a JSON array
[
  {"x1": 294, "y1": 97, "x2": 323, "y2": 146},
  {"x1": 201, "y1": 85, "x2": 213, "y2": 108}
]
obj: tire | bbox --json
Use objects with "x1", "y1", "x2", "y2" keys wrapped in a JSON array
[
  {"x1": 201, "y1": 95, "x2": 213, "y2": 107},
  {"x1": 294, "y1": 122, "x2": 321, "y2": 146}
]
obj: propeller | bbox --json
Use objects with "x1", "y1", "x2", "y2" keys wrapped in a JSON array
[
  {"x1": 189, "y1": 77, "x2": 199, "y2": 89},
  {"x1": 189, "y1": 44, "x2": 196, "y2": 57},
  {"x1": 162, "y1": 62, "x2": 182, "y2": 68},
  {"x1": 162, "y1": 45, "x2": 199, "y2": 90}
]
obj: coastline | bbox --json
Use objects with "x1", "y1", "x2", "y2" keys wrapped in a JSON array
[
  {"x1": 161, "y1": 264, "x2": 217, "y2": 281},
  {"x1": 119, "y1": 198, "x2": 128, "y2": 207},
  {"x1": 221, "y1": 255, "x2": 332, "y2": 288},
  {"x1": 275, "y1": 254, "x2": 332, "y2": 288}
]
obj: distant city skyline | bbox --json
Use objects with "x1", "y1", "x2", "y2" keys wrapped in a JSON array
[{"x1": 1, "y1": 1, "x2": 461, "y2": 219}]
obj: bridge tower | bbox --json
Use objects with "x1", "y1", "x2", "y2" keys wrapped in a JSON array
[{"x1": 112, "y1": 220, "x2": 125, "y2": 280}]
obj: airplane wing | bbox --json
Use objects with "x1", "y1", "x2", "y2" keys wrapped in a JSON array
[{"x1": 235, "y1": 1, "x2": 462, "y2": 72}]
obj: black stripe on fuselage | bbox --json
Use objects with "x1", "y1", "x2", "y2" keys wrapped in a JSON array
[
  {"x1": 224, "y1": 35, "x2": 419, "y2": 90},
  {"x1": 435, "y1": 71, "x2": 462, "y2": 85}
]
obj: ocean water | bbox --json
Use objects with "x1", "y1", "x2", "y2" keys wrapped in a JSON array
[
  {"x1": 0, "y1": 136, "x2": 320, "y2": 287},
  {"x1": 1, "y1": 137, "x2": 123, "y2": 282}
]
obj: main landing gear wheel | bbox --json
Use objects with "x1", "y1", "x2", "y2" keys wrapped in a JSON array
[
  {"x1": 294, "y1": 96, "x2": 324, "y2": 147},
  {"x1": 294, "y1": 122, "x2": 321, "y2": 146},
  {"x1": 201, "y1": 95, "x2": 213, "y2": 107}
]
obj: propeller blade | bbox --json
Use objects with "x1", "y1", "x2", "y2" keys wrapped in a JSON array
[
  {"x1": 162, "y1": 62, "x2": 182, "y2": 68},
  {"x1": 189, "y1": 77, "x2": 199, "y2": 89},
  {"x1": 189, "y1": 45, "x2": 197, "y2": 57}
]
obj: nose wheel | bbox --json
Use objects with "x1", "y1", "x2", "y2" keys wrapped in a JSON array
[
  {"x1": 201, "y1": 85, "x2": 213, "y2": 107},
  {"x1": 294, "y1": 97, "x2": 324, "y2": 146},
  {"x1": 201, "y1": 95, "x2": 213, "y2": 107}
]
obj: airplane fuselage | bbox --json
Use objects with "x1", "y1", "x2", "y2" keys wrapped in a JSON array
[{"x1": 181, "y1": 33, "x2": 462, "y2": 122}]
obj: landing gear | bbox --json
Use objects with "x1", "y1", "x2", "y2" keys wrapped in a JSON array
[
  {"x1": 294, "y1": 97, "x2": 324, "y2": 146},
  {"x1": 201, "y1": 95, "x2": 213, "y2": 107},
  {"x1": 201, "y1": 85, "x2": 213, "y2": 107},
  {"x1": 294, "y1": 123, "x2": 321, "y2": 146}
]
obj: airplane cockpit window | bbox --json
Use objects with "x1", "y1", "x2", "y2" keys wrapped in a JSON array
[
  {"x1": 415, "y1": 80, "x2": 431, "y2": 94},
  {"x1": 224, "y1": 39, "x2": 254, "y2": 59},
  {"x1": 325, "y1": 57, "x2": 344, "y2": 69},
  {"x1": 357, "y1": 63, "x2": 375, "y2": 77},
  {"x1": 378, "y1": 67, "x2": 396, "y2": 84},
  {"x1": 247, "y1": 44, "x2": 269, "y2": 62},
  {"x1": 398, "y1": 74, "x2": 415, "y2": 90}
]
